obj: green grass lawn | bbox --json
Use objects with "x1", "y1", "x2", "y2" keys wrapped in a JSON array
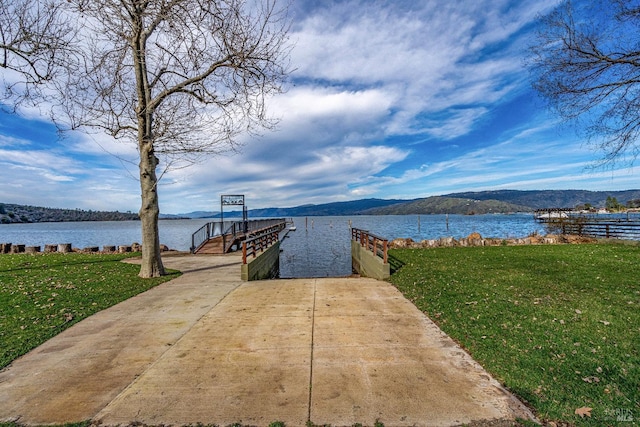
[
  {"x1": 389, "y1": 243, "x2": 639, "y2": 426},
  {"x1": 0, "y1": 252, "x2": 180, "y2": 370}
]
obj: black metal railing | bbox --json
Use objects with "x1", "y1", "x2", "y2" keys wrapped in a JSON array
[{"x1": 190, "y1": 221, "x2": 233, "y2": 253}]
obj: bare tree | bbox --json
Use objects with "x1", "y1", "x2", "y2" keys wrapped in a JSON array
[
  {"x1": 1, "y1": 0, "x2": 291, "y2": 277},
  {"x1": 531, "y1": 0, "x2": 640, "y2": 165},
  {"x1": 0, "y1": 0, "x2": 75, "y2": 102}
]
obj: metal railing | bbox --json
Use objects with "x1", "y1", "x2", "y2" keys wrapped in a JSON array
[
  {"x1": 351, "y1": 228, "x2": 388, "y2": 263},
  {"x1": 190, "y1": 218, "x2": 286, "y2": 253},
  {"x1": 545, "y1": 217, "x2": 640, "y2": 240},
  {"x1": 191, "y1": 221, "x2": 225, "y2": 253}
]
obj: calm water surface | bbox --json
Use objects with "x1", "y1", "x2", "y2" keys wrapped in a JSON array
[
  {"x1": 0, "y1": 214, "x2": 545, "y2": 278},
  {"x1": 280, "y1": 214, "x2": 544, "y2": 278}
]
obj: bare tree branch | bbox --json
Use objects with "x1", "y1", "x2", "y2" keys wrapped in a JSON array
[
  {"x1": 530, "y1": 0, "x2": 640, "y2": 166},
  {"x1": 0, "y1": 0, "x2": 77, "y2": 104}
]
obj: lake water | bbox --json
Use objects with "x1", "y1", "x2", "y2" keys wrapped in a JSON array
[
  {"x1": 279, "y1": 214, "x2": 545, "y2": 277},
  {"x1": 0, "y1": 213, "x2": 545, "y2": 277}
]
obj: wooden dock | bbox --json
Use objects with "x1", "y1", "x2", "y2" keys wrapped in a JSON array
[
  {"x1": 194, "y1": 235, "x2": 228, "y2": 254},
  {"x1": 194, "y1": 233, "x2": 254, "y2": 255}
]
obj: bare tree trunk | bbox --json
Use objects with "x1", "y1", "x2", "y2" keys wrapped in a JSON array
[
  {"x1": 133, "y1": 11, "x2": 165, "y2": 279},
  {"x1": 138, "y1": 139, "x2": 165, "y2": 278},
  {"x1": 2, "y1": 1, "x2": 291, "y2": 279}
]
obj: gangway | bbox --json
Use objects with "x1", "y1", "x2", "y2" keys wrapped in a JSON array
[{"x1": 191, "y1": 218, "x2": 287, "y2": 254}]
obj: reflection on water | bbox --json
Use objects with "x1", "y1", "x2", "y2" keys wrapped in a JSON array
[{"x1": 279, "y1": 217, "x2": 352, "y2": 278}]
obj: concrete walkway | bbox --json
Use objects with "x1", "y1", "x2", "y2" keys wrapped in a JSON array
[{"x1": 0, "y1": 254, "x2": 535, "y2": 427}]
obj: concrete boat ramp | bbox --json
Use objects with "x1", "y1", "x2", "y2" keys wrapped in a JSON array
[{"x1": 0, "y1": 253, "x2": 536, "y2": 427}]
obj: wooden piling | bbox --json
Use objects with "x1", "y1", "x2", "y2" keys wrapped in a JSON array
[
  {"x1": 58, "y1": 243, "x2": 72, "y2": 253},
  {"x1": 11, "y1": 244, "x2": 25, "y2": 253}
]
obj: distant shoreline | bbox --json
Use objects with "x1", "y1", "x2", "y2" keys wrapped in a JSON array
[
  {"x1": 5, "y1": 188, "x2": 640, "y2": 222},
  {"x1": 0, "y1": 203, "x2": 140, "y2": 224}
]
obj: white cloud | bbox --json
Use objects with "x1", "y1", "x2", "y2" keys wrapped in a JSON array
[
  {"x1": 68, "y1": 131, "x2": 139, "y2": 160},
  {"x1": 0, "y1": 148, "x2": 80, "y2": 174},
  {"x1": 341, "y1": 120, "x2": 609, "y2": 199},
  {"x1": 1, "y1": 0, "x2": 635, "y2": 214},
  {"x1": 156, "y1": 143, "x2": 409, "y2": 212},
  {"x1": 290, "y1": 0, "x2": 555, "y2": 139},
  {"x1": 268, "y1": 86, "x2": 395, "y2": 144},
  {"x1": 422, "y1": 108, "x2": 489, "y2": 140},
  {"x1": 0, "y1": 134, "x2": 31, "y2": 147}
]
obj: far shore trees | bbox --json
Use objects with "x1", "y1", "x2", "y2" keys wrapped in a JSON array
[
  {"x1": 531, "y1": 0, "x2": 640, "y2": 166},
  {"x1": 0, "y1": 0, "x2": 291, "y2": 277}
]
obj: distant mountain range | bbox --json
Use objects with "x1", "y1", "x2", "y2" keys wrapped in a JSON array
[
  {"x1": 172, "y1": 189, "x2": 640, "y2": 218},
  {"x1": 442, "y1": 189, "x2": 640, "y2": 209},
  {"x1": 360, "y1": 196, "x2": 531, "y2": 215},
  {"x1": 4, "y1": 190, "x2": 639, "y2": 223}
]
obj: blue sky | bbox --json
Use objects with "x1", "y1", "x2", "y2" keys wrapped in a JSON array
[{"x1": 1, "y1": 0, "x2": 638, "y2": 214}]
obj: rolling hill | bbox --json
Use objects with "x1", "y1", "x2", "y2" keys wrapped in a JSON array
[
  {"x1": 443, "y1": 189, "x2": 640, "y2": 209},
  {"x1": 361, "y1": 196, "x2": 531, "y2": 215}
]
